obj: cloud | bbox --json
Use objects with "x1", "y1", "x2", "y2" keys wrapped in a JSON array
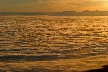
[
  {"x1": 0, "y1": 0, "x2": 108, "y2": 12},
  {"x1": 36, "y1": 0, "x2": 104, "y2": 3},
  {"x1": 33, "y1": 0, "x2": 103, "y2": 11},
  {"x1": 36, "y1": 0, "x2": 86, "y2": 4},
  {"x1": 33, "y1": 0, "x2": 108, "y2": 11}
]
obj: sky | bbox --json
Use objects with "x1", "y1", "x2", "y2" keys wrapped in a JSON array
[{"x1": 0, "y1": 0, "x2": 108, "y2": 12}]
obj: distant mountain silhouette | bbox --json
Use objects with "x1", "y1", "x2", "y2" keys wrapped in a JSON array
[
  {"x1": 0, "y1": 10, "x2": 108, "y2": 16},
  {"x1": 0, "y1": 12, "x2": 56, "y2": 16},
  {"x1": 52, "y1": 10, "x2": 108, "y2": 16}
]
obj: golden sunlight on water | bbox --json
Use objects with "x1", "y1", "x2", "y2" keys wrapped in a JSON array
[{"x1": 0, "y1": 16, "x2": 108, "y2": 72}]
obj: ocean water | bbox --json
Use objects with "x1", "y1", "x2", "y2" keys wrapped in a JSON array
[{"x1": 0, "y1": 16, "x2": 108, "y2": 71}]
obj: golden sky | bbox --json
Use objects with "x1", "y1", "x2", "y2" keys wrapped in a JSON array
[{"x1": 0, "y1": 0, "x2": 108, "y2": 12}]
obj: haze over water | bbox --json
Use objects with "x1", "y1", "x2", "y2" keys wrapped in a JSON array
[{"x1": 0, "y1": 16, "x2": 108, "y2": 71}]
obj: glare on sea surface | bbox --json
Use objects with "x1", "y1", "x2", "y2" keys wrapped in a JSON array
[{"x1": 0, "y1": 16, "x2": 108, "y2": 72}]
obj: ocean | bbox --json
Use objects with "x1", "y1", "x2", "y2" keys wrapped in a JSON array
[{"x1": 0, "y1": 16, "x2": 108, "y2": 72}]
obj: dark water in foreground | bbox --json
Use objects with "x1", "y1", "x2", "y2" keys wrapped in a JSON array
[{"x1": 0, "y1": 16, "x2": 108, "y2": 71}]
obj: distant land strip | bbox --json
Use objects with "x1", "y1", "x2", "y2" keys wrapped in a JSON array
[{"x1": 0, "y1": 10, "x2": 108, "y2": 16}]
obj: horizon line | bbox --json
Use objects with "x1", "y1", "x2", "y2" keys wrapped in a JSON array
[{"x1": 0, "y1": 10, "x2": 108, "y2": 12}]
